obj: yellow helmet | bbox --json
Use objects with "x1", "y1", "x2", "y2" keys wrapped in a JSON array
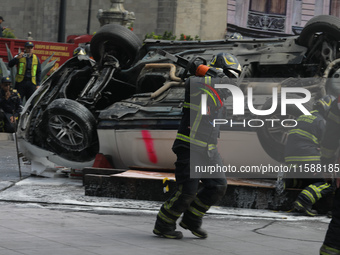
[{"x1": 73, "y1": 47, "x2": 86, "y2": 57}]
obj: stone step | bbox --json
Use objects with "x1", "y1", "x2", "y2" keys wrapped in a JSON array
[{"x1": 82, "y1": 167, "x2": 318, "y2": 211}]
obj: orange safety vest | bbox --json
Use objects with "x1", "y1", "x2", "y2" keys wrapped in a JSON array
[{"x1": 15, "y1": 54, "x2": 39, "y2": 85}]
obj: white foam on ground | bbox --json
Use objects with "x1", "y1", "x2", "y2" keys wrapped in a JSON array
[{"x1": 0, "y1": 176, "x2": 332, "y2": 223}]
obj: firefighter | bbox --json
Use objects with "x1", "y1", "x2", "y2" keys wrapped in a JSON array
[
  {"x1": 0, "y1": 76, "x2": 22, "y2": 133},
  {"x1": 8, "y1": 41, "x2": 41, "y2": 103},
  {"x1": 282, "y1": 95, "x2": 335, "y2": 216},
  {"x1": 73, "y1": 46, "x2": 86, "y2": 57},
  {"x1": 229, "y1": 32, "x2": 243, "y2": 39},
  {"x1": 153, "y1": 53, "x2": 241, "y2": 239},
  {"x1": 319, "y1": 97, "x2": 340, "y2": 255}
]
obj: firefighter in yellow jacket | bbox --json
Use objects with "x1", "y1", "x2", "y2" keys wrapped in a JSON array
[{"x1": 8, "y1": 41, "x2": 41, "y2": 102}]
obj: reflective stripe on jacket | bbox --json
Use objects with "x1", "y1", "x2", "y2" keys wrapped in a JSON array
[
  {"x1": 15, "y1": 54, "x2": 39, "y2": 85},
  {"x1": 284, "y1": 110, "x2": 325, "y2": 164}
]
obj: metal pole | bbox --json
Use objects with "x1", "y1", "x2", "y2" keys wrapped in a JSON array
[
  {"x1": 87, "y1": 0, "x2": 92, "y2": 34},
  {"x1": 13, "y1": 111, "x2": 22, "y2": 179},
  {"x1": 58, "y1": 0, "x2": 67, "y2": 42}
]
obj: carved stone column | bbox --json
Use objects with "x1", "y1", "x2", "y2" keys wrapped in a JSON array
[{"x1": 97, "y1": 0, "x2": 135, "y2": 28}]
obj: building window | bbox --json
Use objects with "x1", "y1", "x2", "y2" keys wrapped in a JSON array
[
  {"x1": 330, "y1": 0, "x2": 340, "y2": 17},
  {"x1": 250, "y1": 0, "x2": 286, "y2": 15},
  {"x1": 248, "y1": 0, "x2": 287, "y2": 32}
]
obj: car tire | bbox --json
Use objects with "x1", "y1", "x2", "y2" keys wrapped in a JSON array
[
  {"x1": 256, "y1": 94, "x2": 313, "y2": 163},
  {"x1": 90, "y1": 24, "x2": 142, "y2": 68},
  {"x1": 41, "y1": 98, "x2": 99, "y2": 161},
  {"x1": 298, "y1": 15, "x2": 340, "y2": 47}
]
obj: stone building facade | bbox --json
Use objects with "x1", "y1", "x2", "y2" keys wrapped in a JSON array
[
  {"x1": 1, "y1": 0, "x2": 111, "y2": 42},
  {"x1": 227, "y1": 0, "x2": 339, "y2": 37},
  {"x1": 0, "y1": 0, "x2": 228, "y2": 42}
]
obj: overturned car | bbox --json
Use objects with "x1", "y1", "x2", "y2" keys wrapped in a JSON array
[{"x1": 17, "y1": 15, "x2": 340, "y2": 174}]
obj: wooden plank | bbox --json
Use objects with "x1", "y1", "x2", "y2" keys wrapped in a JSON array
[
  {"x1": 112, "y1": 170, "x2": 176, "y2": 180},
  {"x1": 228, "y1": 178, "x2": 275, "y2": 188},
  {"x1": 110, "y1": 170, "x2": 276, "y2": 188}
]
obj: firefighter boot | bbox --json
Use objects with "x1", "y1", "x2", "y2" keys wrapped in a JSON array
[
  {"x1": 153, "y1": 201, "x2": 183, "y2": 239},
  {"x1": 320, "y1": 244, "x2": 340, "y2": 255},
  {"x1": 293, "y1": 199, "x2": 318, "y2": 217},
  {"x1": 180, "y1": 211, "x2": 208, "y2": 238},
  {"x1": 153, "y1": 215, "x2": 183, "y2": 239},
  {"x1": 153, "y1": 189, "x2": 197, "y2": 239}
]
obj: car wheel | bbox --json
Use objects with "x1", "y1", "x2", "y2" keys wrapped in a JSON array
[
  {"x1": 298, "y1": 15, "x2": 340, "y2": 48},
  {"x1": 256, "y1": 94, "x2": 313, "y2": 163},
  {"x1": 41, "y1": 98, "x2": 99, "y2": 161},
  {"x1": 90, "y1": 24, "x2": 142, "y2": 68}
]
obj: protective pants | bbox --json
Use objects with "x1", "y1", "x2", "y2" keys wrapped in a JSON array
[
  {"x1": 320, "y1": 188, "x2": 340, "y2": 254},
  {"x1": 15, "y1": 80, "x2": 36, "y2": 103},
  {"x1": 0, "y1": 110, "x2": 14, "y2": 133},
  {"x1": 296, "y1": 181, "x2": 334, "y2": 208},
  {"x1": 154, "y1": 147, "x2": 227, "y2": 233}
]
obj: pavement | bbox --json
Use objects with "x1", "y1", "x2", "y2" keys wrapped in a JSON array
[{"x1": 0, "y1": 135, "x2": 333, "y2": 255}]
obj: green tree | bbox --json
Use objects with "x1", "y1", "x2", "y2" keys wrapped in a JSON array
[
  {"x1": 2, "y1": 28, "x2": 16, "y2": 38},
  {"x1": 145, "y1": 31, "x2": 199, "y2": 41}
]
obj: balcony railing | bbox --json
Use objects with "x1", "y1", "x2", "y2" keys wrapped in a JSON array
[{"x1": 247, "y1": 11, "x2": 285, "y2": 32}]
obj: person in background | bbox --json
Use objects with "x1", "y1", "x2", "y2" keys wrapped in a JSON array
[
  {"x1": 8, "y1": 41, "x2": 41, "y2": 103},
  {"x1": 280, "y1": 95, "x2": 335, "y2": 216},
  {"x1": 319, "y1": 96, "x2": 340, "y2": 254},
  {"x1": 229, "y1": 32, "x2": 243, "y2": 39},
  {"x1": 0, "y1": 76, "x2": 22, "y2": 133},
  {"x1": 0, "y1": 16, "x2": 5, "y2": 37}
]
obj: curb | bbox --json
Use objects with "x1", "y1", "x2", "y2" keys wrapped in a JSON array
[{"x1": 0, "y1": 132, "x2": 14, "y2": 141}]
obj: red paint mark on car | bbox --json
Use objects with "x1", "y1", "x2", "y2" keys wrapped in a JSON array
[{"x1": 141, "y1": 130, "x2": 158, "y2": 164}]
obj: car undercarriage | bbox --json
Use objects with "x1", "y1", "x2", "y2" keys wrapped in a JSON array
[{"x1": 16, "y1": 15, "x2": 340, "y2": 172}]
